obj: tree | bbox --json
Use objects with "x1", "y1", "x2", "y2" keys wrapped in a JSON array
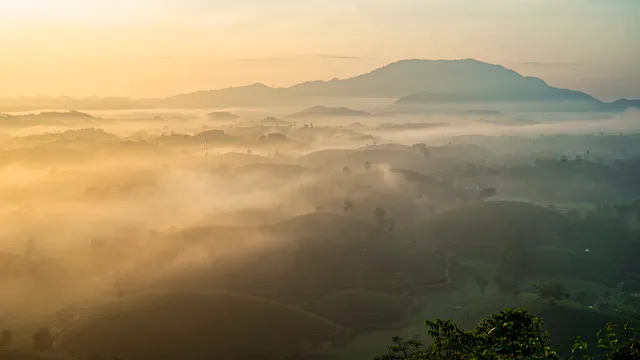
[
  {"x1": 365, "y1": 161, "x2": 371, "y2": 171},
  {"x1": 32, "y1": 328, "x2": 54, "y2": 351},
  {"x1": 386, "y1": 217, "x2": 396, "y2": 233},
  {"x1": 0, "y1": 330, "x2": 12, "y2": 347},
  {"x1": 473, "y1": 276, "x2": 489, "y2": 296},
  {"x1": 533, "y1": 283, "x2": 570, "y2": 307},
  {"x1": 478, "y1": 187, "x2": 497, "y2": 200},
  {"x1": 343, "y1": 166, "x2": 352, "y2": 175},
  {"x1": 413, "y1": 143, "x2": 431, "y2": 157},
  {"x1": 344, "y1": 199, "x2": 354, "y2": 213},
  {"x1": 374, "y1": 207, "x2": 387, "y2": 229},
  {"x1": 375, "y1": 309, "x2": 640, "y2": 360},
  {"x1": 573, "y1": 323, "x2": 640, "y2": 360},
  {"x1": 375, "y1": 309, "x2": 561, "y2": 360},
  {"x1": 561, "y1": 154, "x2": 568, "y2": 162}
]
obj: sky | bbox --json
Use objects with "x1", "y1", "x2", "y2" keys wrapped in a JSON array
[{"x1": 0, "y1": 0, "x2": 638, "y2": 101}]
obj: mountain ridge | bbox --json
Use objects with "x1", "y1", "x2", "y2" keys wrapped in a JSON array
[{"x1": 0, "y1": 59, "x2": 637, "y2": 112}]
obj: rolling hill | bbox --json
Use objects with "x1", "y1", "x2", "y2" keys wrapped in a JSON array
[
  {"x1": 60, "y1": 291, "x2": 345, "y2": 360},
  {"x1": 289, "y1": 106, "x2": 372, "y2": 118},
  {"x1": 400, "y1": 201, "x2": 578, "y2": 261}
]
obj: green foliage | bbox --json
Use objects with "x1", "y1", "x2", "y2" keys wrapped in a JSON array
[
  {"x1": 375, "y1": 309, "x2": 640, "y2": 360},
  {"x1": 572, "y1": 323, "x2": 640, "y2": 360},
  {"x1": 376, "y1": 308, "x2": 560, "y2": 360},
  {"x1": 534, "y1": 283, "x2": 571, "y2": 306},
  {"x1": 478, "y1": 188, "x2": 497, "y2": 200}
]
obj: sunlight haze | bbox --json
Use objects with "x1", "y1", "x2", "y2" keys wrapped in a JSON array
[{"x1": 0, "y1": 0, "x2": 638, "y2": 100}]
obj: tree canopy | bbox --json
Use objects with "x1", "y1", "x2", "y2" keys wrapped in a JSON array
[{"x1": 374, "y1": 308, "x2": 640, "y2": 360}]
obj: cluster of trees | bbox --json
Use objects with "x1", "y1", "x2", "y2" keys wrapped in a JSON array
[
  {"x1": 375, "y1": 308, "x2": 639, "y2": 360},
  {"x1": 374, "y1": 207, "x2": 396, "y2": 233},
  {"x1": 0, "y1": 327, "x2": 54, "y2": 351}
]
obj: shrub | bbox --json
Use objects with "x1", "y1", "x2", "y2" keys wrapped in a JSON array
[
  {"x1": 375, "y1": 308, "x2": 640, "y2": 360},
  {"x1": 534, "y1": 283, "x2": 570, "y2": 307},
  {"x1": 0, "y1": 330, "x2": 11, "y2": 347},
  {"x1": 32, "y1": 327, "x2": 54, "y2": 351}
]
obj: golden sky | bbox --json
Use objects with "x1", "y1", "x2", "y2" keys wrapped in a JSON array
[{"x1": 0, "y1": 0, "x2": 638, "y2": 100}]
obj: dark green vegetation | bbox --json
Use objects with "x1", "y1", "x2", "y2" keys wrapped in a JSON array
[{"x1": 374, "y1": 308, "x2": 640, "y2": 360}]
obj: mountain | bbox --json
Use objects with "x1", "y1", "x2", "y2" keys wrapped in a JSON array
[
  {"x1": 288, "y1": 105, "x2": 372, "y2": 118},
  {"x1": 289, "y1": 59, "x2": 594, "y2": 99},
  {"x1": 610, "y1": 99, "x2": 640, "y2": 109},
  {"x1": 1, "y1": 59, "x2": 638, "y2": 112},
  {"x1": 159, "y1": 83, "x2": 292, "y2": 108}
]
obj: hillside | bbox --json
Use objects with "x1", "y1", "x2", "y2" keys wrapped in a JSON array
[
  {"x1": 60, "y1": 291, "x2": 345, "y2": 360},
  {"x1": 289, "y1": 106, "x2": 372, "y2": 118},
  {"x1": 0, "y1": 110, "x2": 97, "y2": 128},
  {"x1": 400, "y1": 201, "x2": 578, "y2": 261},
  {"x1": 290, "y1": 59, "x2": 593, "y2": 100},
  {"x1": 207, "y1": 111, "x2": 239, "y2": 121}
]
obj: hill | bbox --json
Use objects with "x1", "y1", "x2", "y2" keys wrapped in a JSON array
[
  {"x1": 289, "y1": 106, "x2": 372, "y2": 118},
  {"x1": 289, "y1": 59, "x2": 624, "y2": 111},
  {"x1": 60, "y1": 291, "x2": 345, "y2": 360},
  {"x1": 203, "y1": 213, "x2": 448, "y2": 303},
  {"x1": 0, "y1": 110, "x2": 97, "y2": 128},
  {"x1": 400, "y1": 201, "x2": 577, "y2": 261},
  {"x1": 160, "y1": 83, "x2": 291, "y2": 108},
  {"x1": 253, "y1": 116, "x2": 295, "y2": 126},
  {"x1": 207, "y1": 111, "x2": 238, "y2": 121}
]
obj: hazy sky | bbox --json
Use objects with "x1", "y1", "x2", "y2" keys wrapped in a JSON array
[{"x1": 0, "y1": 0, "x2": 638, "y2": 100}]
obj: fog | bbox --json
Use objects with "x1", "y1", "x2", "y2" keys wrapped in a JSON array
[{"x1": 1, "y1": 102, "x2": 640, "y2": 360}]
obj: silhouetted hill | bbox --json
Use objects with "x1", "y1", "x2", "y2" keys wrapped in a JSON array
[
  {"x1": 460, "y1": 110, "x2": 506, "y2": 117},
  {"x1": 291, "y1": 59, "x2": 585, "y2": 99},
  {"x1": 2, "y1": 59, "x2": 638, "y2": 112},
  {"x1": 160, "y1": 83, "x2": 292, "y2": 108},
  {"x1": 0, "y1": 110, "x2": 98, "y2": 128},
  {"x1": 289, "y1": 106, "x2": 372, "y2": 118},
  {"x1": 207, "y1": 111, "x2": 239, "y2": 121},
  {"x1": 610, "y1": 98, "x2": 640, "y2": 109},
  {"x1": 253, "y1": 116, "x2": 294, "y2": 126}
]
